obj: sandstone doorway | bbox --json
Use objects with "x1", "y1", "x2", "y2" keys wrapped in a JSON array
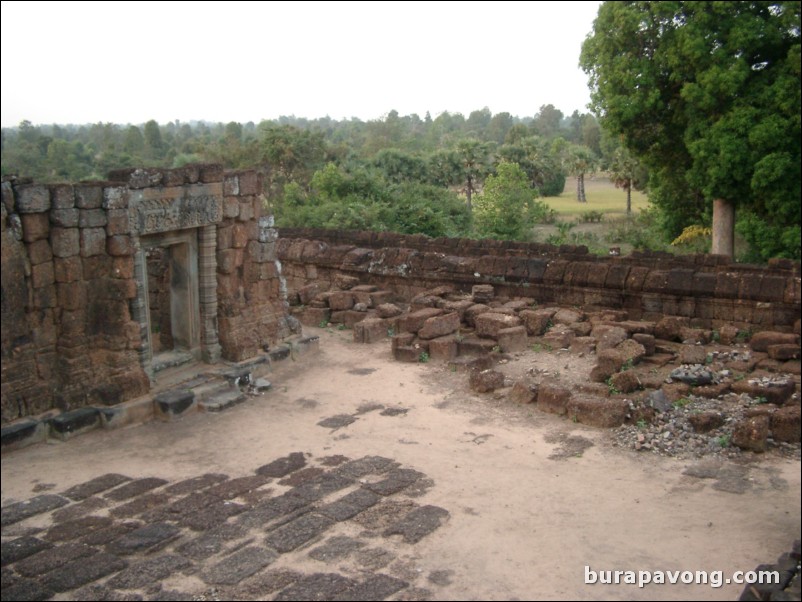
[{"x1": 142, "y1": 231, "x2": 201, "y2": 373}]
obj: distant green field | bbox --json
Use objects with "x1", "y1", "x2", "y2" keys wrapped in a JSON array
[{"x1": 544, "y1": 176, "x2": 649, "y2": 218}]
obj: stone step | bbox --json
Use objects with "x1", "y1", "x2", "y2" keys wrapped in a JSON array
[
  {"x1": 198, "y1": 388, "x2": 247, "y2": 413},
  {"x1": 151, "y1": 350, "x2": 195, "y2": 373}
]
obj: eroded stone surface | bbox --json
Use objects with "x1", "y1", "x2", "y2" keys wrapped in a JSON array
[{"x1": 0, "y1": 453, "x2": 446, "y2": 601}]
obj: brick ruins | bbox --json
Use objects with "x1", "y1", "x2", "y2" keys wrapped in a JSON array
[
  {"x1": 1, "y1": 166, "x2": 296, "y2": 426},
  {"x1": 1, "y1": 174, "x2": 800, "y2": 450}
]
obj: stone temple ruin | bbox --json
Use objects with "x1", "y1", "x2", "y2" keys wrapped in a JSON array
[
  {"x1": 1, "y1": 167, "x2": 800, "y2": 453},
  {"x1": 1, "y1": 165, "x2": 304, "y2": 445}
]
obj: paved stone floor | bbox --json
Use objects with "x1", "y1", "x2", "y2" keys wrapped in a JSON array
[{"x1": 1, "y1": 453, "x2": 448, "y2": 601}]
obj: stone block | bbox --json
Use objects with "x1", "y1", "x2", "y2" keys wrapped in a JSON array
[
  {"x1": 21, "y1": 213, "x2": 50, "y2": 242},
  {"x1": 553, "y1": 308, "x2": 585, "y2": 325},
  {"x1": 58, "y1": 281, "x2": 88, "y2": 310},
  {"x1": 537, "y1": 383, "x2": 571, "y2": 415},
  {"x1": 105, "y1": 208, "x2": 129, "y2": 235},
  {"x1": 217, "y1": 248, "x2": 242, "y2": 274},
  {"x1": 50, "y1": 227, "x2": 80, "y2": 258},
  {"x1": 1, "y1": 420, "x2": 47, "y2": 450},
  {"x1": 543, "y1": 324, "x2": 575, "y2": 349},
  {"x1": 75, "y1": 185, "x2": 103, "y2": 209},
  {"x1": 80, "y1": 227, "x2": 106, "y2": 257},
  {"x1": 509, "y1": 381, "x2": 536, "y2": 404},
  {"x1": 393, "y1": 345, "x2": 420, "y2": 362},
  {"x1": 679, "y1": 345, "x2": 708, "y2": 365},
  {"x1": 609, "y1": 370, "x2": 641, "y2": 393},
  {"x1": 334, "y1": 274, "x2": 360, "y2": 290},
  {"x1": 49, "y1": 408, "x2": 100, "y2": 441},
  {"x1": 353, "y1": 319, "x2": 389, "y2": 344},
  {"x1": 654, "y1": 316, "x2": 689, "y2": 341},
  {"x1": 567, "y1": 397, "x2": 628, "y2": 428},
  {"x1": 569, "y1": 336, "x2": 596, "y2": 355},
  {"x1": 497, "y1": 326, "x2": 528, "y2": 352},
  {"x1": 469, "y1": 369, "x2": 505, "y2": 393},
  {"x1": 78, "y1": 209, "x2": 107, "y2": 228},
  {"x1": 400, "y1": 308, "x2": 443, "y2": 333},
  {"x1": 732, "y1": 415, "x2": 769, "y2": 452},
  {"x1": 377, "y1": 303, "x2": 403, "y2": 318},
  {"x1": 732, "y1": 377, "x2": 795, "y2": 405},
  {"x1": 458, "y1": 336, "x2": 497, "y2": 356},
  {"x1": 102, "y1": 185, "x2": 128, "y2": 209},
  {"x1": 464, "y1": 303, "x2": 491, "y2": 327},
  {"x1": 31, "y1": 262, "x2": 55, "y2": 289},
  {"x1": 50, "y1": 184, "x2": 75, "y2": 209},
  {"x1": 330, "y1": 310, "x2": 367, "y2": 328},
  {"x1": 297, "y1": 283, "x2": 320, "y2": 305},
  {"x1": 592, "y1": 325, "x2": 628, "y2": 350},
  {"x1": 50, "y1": 208, "x2": 79, "y2": 228},
  {"x1": 519, "y1": 308, "x2": 556, "y2": 336},
  {"x1": 391, "y1": 332, "x2": 415, "y2": 349},
  {"x1": 154, "y1": 389, "x2": 196, "y2": 419},
  {"x1": 688, "y1": 411, "x2": 725, "y2": 433},
  {"x1": 16, "y1": 184, "x2": 50, "y2": 213},
  {"x1": 718, "y1": 324, "x2": 740, "y2": 345},
  {"x1": 767, "y1": 344, "x2": 800, "y2": 360},
  {"x1": 428, "y1": 335, "x2": 458, "y2": 361},
  {"x1": 300, "y1": 307, "x2": 331, "y2": 327},
  {"x1": 418, "y1": 312, "x2": 460, "y2": 340},
  {"x1": 632, "y1": 333, "x2": 655, "y2": 356},
  {"x1": 369, "y1": 290, "x2": 393, "y2": 306},
  {"x1": 770, "y1": 405, "x2": 800, "y2": 443},
  {"x1": 106, "y1": 235, "x2": 133, "y2": 256},
  {"x1": 750, "y1": 331, "x2": 798, "y2": 352},
  {"x1": 328, "y1": 291, "x2": 354, "y2": 311},
  {"x1": 471, "y1": 284, "x2": 495, "y2": 303},
  {"x1": 475, "y1": 312, "x2": 522, "y2": 339}
]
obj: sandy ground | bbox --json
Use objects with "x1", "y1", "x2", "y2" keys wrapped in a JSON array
[{"x1": 2, "y1": 326, "x2": 800, "y2": 601}]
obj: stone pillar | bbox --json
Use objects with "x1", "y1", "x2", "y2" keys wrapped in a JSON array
[
  {"x1": 198, "y1": 224, "x2": 221, "y2": 363},
  {"x1": 711, "y1": 198, "x2": 734, "y2": 260},
  {"x1": 131, "y1": 242, "x2": 154, "y2": 382}
]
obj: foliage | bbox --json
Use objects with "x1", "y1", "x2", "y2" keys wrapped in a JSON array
[
  {"x1": 671, "y1": 225, "x2": 713, "y2": 253},
  {"x1": 581, "y1": 1, "x2": 801, "y2": 260},
  {"x1": 418, "y1": 351, "x2": 430, "y2": 363},
  {"x1": 473, "y1": 162, "x2": 552, "y2": 240},
  {"x1": 579, "y1": 210, "x2": 604, "y2": 223}
]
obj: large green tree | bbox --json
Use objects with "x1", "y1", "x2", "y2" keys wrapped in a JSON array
[{"x1": 581, "y1": 1, "x2": 801, "y2": 259}]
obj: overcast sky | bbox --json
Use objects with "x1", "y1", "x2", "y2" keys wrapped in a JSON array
[{"x1": 1, "y1": 0, "x2": 602, "y2": 127}]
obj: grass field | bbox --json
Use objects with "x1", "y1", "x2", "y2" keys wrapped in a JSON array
[
  {"x1": 545, "y1": 175, "x2": 650, "y2": 217},
  {"x1": 532, "y1": 175, "x2": 661, "y2": 255}
]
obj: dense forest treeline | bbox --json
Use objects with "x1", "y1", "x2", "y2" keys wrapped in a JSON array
[
  {"x1": 2, "y1": 106, "x2": 624, "y2": 240},
  {"x1": 1, "y1": 100, "x2": 797, "y2": 261}
]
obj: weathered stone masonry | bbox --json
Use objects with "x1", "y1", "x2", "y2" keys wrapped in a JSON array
[
  {"x1": 277, "y1": 228, "x2": 801, "y2": 333},
  {"x1": 1, "y1": 165, "x2": 293, "y2": 424}
]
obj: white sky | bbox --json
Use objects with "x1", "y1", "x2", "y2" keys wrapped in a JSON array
[{"x1": 1, "y1": 0, "x2": 602, "y2": 127}]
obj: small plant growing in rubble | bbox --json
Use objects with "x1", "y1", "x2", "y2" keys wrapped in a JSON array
[
  {"x1": 606, "y1": 377, "x2": 621, "y2": 395},
  {"x1": 620, "y1": 358, "x2": 634, "y2": 372},
  {"x1": 418, "y1": 351, "x2": 430, "y2": 363},
  {"x1": 387, "y1": 327, "x2": 395, "y2": 337},
  {"x1": 318, "y1": 319, "x2": 329, "y2": 328},
  {"x1": 337, "y1": 323, "x2": 346, "y2": 331},
  {"x1": 673, "y1": 397, "x2": 692, "y2": 409},
  {"x1": 711, "y1": 330, "x2": 721, "y2": 343},
  {"x1": 717, "y1": 434, "x2": 731, "y2": 448},
  {"x1": 636, "y1": 419, "x2": 648, "y2": 429},
  {"x1": 545, "y1": 319, "x2": 554, "y2": 332},
  {"x1": 735, "y1": 329, "x2": 752, "y2": 343},
  {"x1": 492, "y1": 345, "x2": 501, "y2": 353}
]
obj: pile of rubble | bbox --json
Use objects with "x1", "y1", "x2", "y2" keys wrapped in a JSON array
[{"x1": 291, "y1": 281, "x2": 800, "y2": 456}]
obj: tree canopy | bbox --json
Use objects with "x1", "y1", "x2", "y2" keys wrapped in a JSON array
[{"x1": 580, "y1": 0, "x2": 801, "y2": 260}]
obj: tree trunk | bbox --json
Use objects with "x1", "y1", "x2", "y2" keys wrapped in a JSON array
[
  {"x1": 626, "y1": 183, "x2": 632, "y2": 215},
  {"x1": 578, "y1": 173, "x2": 587, "y2": 203},
  {"x1": 711, "y1": 198, "x2": 735, "y2": 259},
  {"x1": 576, "y1": 173, "x2": 582, "y2": 202},
  {"x1": 466, "y1": 175, "x2": 473, "y2": 212}
]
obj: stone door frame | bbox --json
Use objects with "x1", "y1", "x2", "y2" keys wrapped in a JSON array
[{"x1": 128, "y1": 184, "x2": 223, "y2": 380}]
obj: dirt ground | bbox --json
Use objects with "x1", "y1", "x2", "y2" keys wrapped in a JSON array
[{"x1": 2, "y1": 326, "x2": 800, "y2": 601}]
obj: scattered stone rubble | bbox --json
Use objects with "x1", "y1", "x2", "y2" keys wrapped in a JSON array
[{"x1": 291, "y1": 280, "x2": 801, "y2": 458}]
